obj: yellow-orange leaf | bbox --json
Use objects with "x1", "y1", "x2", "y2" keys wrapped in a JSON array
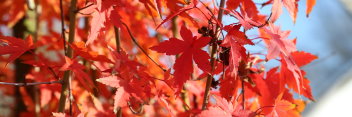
[{"x1": 306, "y1": 0, "x2": 316, "y2": 17}]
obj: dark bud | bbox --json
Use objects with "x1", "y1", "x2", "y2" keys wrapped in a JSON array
[
  {"x1": 219, "y1": 47, "x2": 230, "y2": 66},
  {"x1": 198, "y1": 26, "x2": 209, "y2": 36},
  {"x1": 211, "y1": 79, "x2": 219, "y2": 88}
]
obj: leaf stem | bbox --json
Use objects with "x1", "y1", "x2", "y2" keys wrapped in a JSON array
[
  {"x1": 201, "y1": 0, "x2": 226, "y2": 110},
  {"x1": 121, "y1": 23, "x2": 166, "y2": 72}
]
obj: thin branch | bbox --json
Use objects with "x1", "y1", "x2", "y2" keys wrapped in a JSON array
[
  {"x1": 254, "y1": 105, "x2": 275, "y2": 115},
  {"x1": 114, "y1": 27, "x2": 121, "y2": 53},
  {"x1": 121, "y1": 23, "x2": 166, "y2": 72},
  {"x1": 252, "y1": 13, "x2": 272, "y2": 28},
  {"x1": 241, "y1": 79, "x2": 245, "y2": 110},
  {"x1": 171, "y1": 17, "x2": 178, "y2": 38},
  {"x1": 0, "y1": 80, "x2": 63, "y2": 86},
  {"x1": 59, "y1": 0, "x2": 67, "y2": 53},
  {"x1": 201, "y1": 0, "x2": 226, "y2": 110},
  {"x1": 58, "y1": 0, "x2": 77, "y2": 112},
  {"x1": 75, "y1": 3, "x2": 94, "y2": 13},
  {"x1": 48, "y1": 67, "x2": 60, "y2": 80}
]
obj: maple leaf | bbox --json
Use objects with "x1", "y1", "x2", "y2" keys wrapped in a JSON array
[
  {"x1": 139, "y1": 0, "x2": 158, "y2": 24},
  {"x1": 156, "y1": 0, "x2": 197, "y2": 29},
  {"x1": 282, "y1": 55, "x2": 304, "y2": 93},
  {"x1": 263, "y1": 24, "x2": 296, "y2": 60},
  {"x1": 271, "y1": 0, "x2": 298, "y2": 23},
  {"x1": 221, "y1": 24, "x2": 253, "y2": 77},
  {"x1": 291, "y1": 51, "x2": 317, "y2": 67},
  {"x1": 261, "y1": 24, "x2": 307, "y2": 94},
  {"x1": 70, "y1": 41, "x2": 113, "y2": 63},
  {"x1": 0, "y1": 35, "x2": 33, "y2": 66},
  {"x1": 97, "y1": 75, "x2": 154, "y2": 112},
  {"x1": 60, "y1": 56, "x2": 95, "y2": 92},
  {"x1": 96, "y1": 75, "x2": 131, "y2": 112},
  {"x1": 306, "y1": 0, "x2": 316, "y2": 17},
  {"x1": 227, "y1": 9, "x2": 260, "y2": 30},
  {"x1": 226, "y1": 0, "x2": 259, "y2": 20},
  {"x1": 266, "y1": 95, "x2": 298, "y2": 117},
  {"x1": 151, "y1": 25, "x2": 211, "y2": 92},
  {"x1": 87, "y1": 1, "x2": 122, "y2": 45},
  {"x1": 219, "y1": 73, "x2": 240, "y2": 101},
  {"x1": 97, "y1": 49, "x2": 155, "y2": 111},
  {"x1": 2, "y1": 0, "x2": 25, "y2": 27},
  {"x1": 283, "y1": 51, "x2": 317, "y2": 100},
  {"x1": 198, "y1": 95, "x2": 254, "y2": 117}
]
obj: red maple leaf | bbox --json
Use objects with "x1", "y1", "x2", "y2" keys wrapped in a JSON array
[
  {"x1": 60, "y1": 56, "x2": 95, "y2": 93},
  {"x1": 263, "y1": 24, "x2": 296, "y2": 60},
  {"x1": 70, "y1": 41, "x2": 113, "y2": 63},
  {"x1": 306, "y1": 0, "x2": 316, "y2": 17},
  {"x1": 86, "y1": 1, "x2": 122, "y2": 45},
  {"x1": 270, "y1": 0, "x2": 298, "y2": 23},
  {"x1": 291, "y1": 51, "x2": 317, "y2": 67},
  {"x1": 261, "y1": 24, "x2": 308, "y2": 94},
  {"x1": 0, "y1": 35, "x2": 33, "y2": 66},
  {"x1": 221, "y1": 24, "x2": 253, "y2": 77},
  {"x1": 151, "y1": 25, "x2": 211, "y2": 92},
  {"x1": 156, "y1": 0, "x2": 197, "y2": 29},
  {"x1": 96, "y1": 75, "x2": 131, "y2": 112},
  {"x1": 226, "y1": 0, "x2": 258, "y2": 18},
  {"x1": 266, "y1": 94, "x2": 297, "y2": 117},
  {"x1": 198, "y1": 95, "x2": 254, "y2": 117},
  {"x1": 284, "y1": 51, "x2": 317, "y2": 100}
]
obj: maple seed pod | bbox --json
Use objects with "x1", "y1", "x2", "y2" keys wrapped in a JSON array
[{"x1": 198, "y1": 26, "x2": 209, "y2": 36}]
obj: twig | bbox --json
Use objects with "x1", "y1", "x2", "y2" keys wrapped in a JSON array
[
  {"x1": 48, "y1": 67, "x2": 60, "y2": 80},
  {"x1": 254, "y1": 105, "x2": 275, "y2": 115},
  {"x1": 59, "y1": 0, "x2": 67, "y2": 53},
  {"x1": 252, "y1": 13, "x2": 272, "y2": 28},
  {"x1": 114, "y1": 27, "x2": 121, "y2": 53},
  {"x1": 121, "y1": 23, "x2": 166, "y2": 72},
  {"x1": 201, "y1": 0, "x2": 226, "y2": 110},
  {"x1": 0, "y1": 80, "x2": 63, "y2": 86},
  {"x1": 75, "y1": 3, "x2": 94, "y2": 13},
  {"x1": 171, "y1": 17, "x2": 178, "y2": 38}
]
